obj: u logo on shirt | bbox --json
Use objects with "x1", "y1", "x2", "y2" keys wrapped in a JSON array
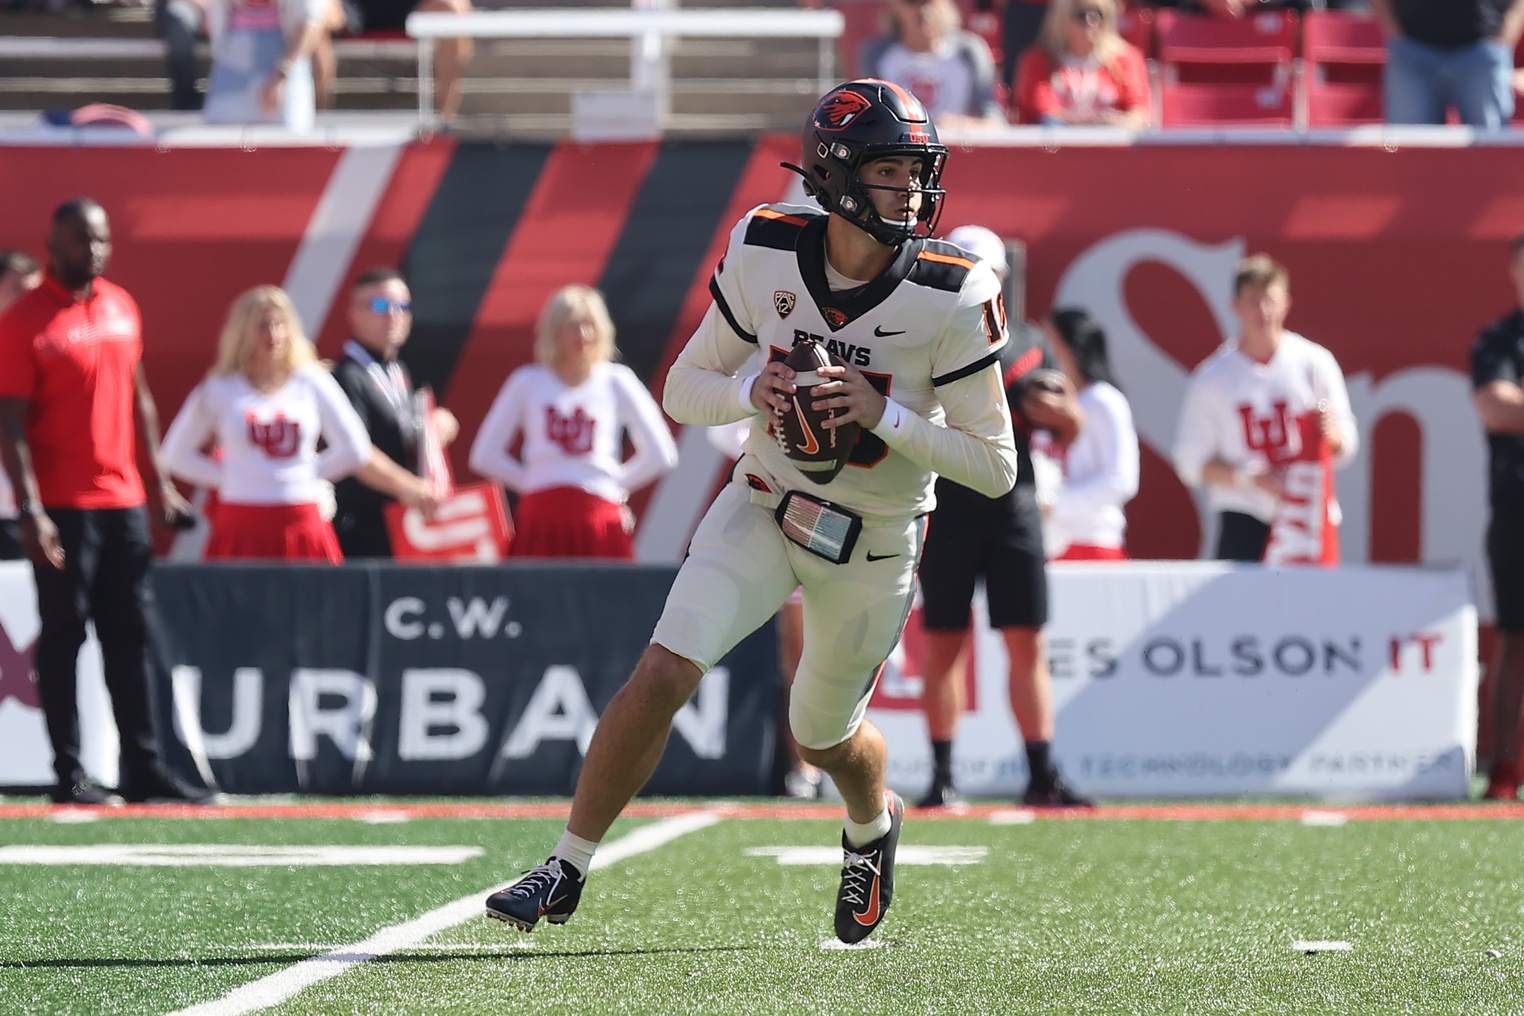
[{"x1": 248, "y1": 414, "x2": 301, "y2": 459}]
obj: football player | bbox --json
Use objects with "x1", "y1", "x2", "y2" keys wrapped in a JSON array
[{"x1": 484, "y1": 79, "x2": 1019, "y2": 945}]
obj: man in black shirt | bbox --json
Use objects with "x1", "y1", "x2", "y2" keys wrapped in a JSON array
[
  {"x1": 1369, "y1": 0, "x2": 1524, "y2": 127},
  {"x1": 1471, "y1": 232, "x2": 1524, "y2": 801}
]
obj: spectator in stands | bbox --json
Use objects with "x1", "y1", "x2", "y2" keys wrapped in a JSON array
[
  {"x1": 346, "y1": 0, "x2": 474, "y2": 120},
  {"x1": 914, "y1": 223, "x2": 1093, "y2": 810},
  {"x1": 1034, "y1": 307, "x2": 1138, "y2": 560},
  {"x1": 159, "y1": 285, "x2": 423, "y2": 563},
  {"x1": 469, "y1": 285, "x2": 678, "y2": 560},
  {"x1": 155, "y1": 0, "x2": 204, "y2": 111},
  {"x1": 0, "y1": 198, "x2": 211, "y2": 806},
  {"x1": 1001, "y1": 1, "x2": 1051, "y2": 96},
  {"x1": 202, "y1": 0, "x2": 328, "y2": 132},
  {"x1": 1134, "y1": 0, "x2": 1369, "y2": 15},
  {"x1": 1012, "y1": 0, "x2": 1150, "y2": 127},
  {"x1": 1368, "y1": 0, "x2": 1523, "y2": 128},
  {"x1": 860, "y1": 0, "x2": 1007, "y2": 127},
  {"x1": 332, "y1": 267, "x2": 456, "y2": 559},
  {"x1": 1172, "y1": 253, "x2": 1358, "y2": 562},
  {"x1": 1470, "y1": 232, "x2": 1524, "y2": 802},
  {"x1": 0, "y1": 251, "x2": 41, "y2": 560}
]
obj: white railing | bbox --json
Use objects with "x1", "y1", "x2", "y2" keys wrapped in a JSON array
[{"x1": 404, "y1": 6, "x2": 844, "y2": 129}]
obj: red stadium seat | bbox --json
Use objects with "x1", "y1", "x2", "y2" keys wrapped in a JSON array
[
  {"x1": 1156, "y1": 10, "x2": 1296, "y2": 127},
  {"x1": 1302, "y1": 10, "x2": 1385, "y2": 127},
  {"x1": 1156, "y1": 9, "x2": 1298, "y2": 85},
  {"x1": 1118, "y1": 7, "x2": 1156, "y2": 59},
  {"x1": 833, "y1": 0, "x2": 885, "y2": 78},
  {"x1": 1160, "y1": 81, "x2": 1294, "y2": 127}
]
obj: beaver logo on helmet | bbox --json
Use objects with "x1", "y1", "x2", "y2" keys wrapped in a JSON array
[{"x1": 815, "y1": 89, "x2": 873, "y2": 131}]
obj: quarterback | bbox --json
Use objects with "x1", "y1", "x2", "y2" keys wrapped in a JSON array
[{"x1": 485, "y1": 79, "x2": 1019, "y2": 944}]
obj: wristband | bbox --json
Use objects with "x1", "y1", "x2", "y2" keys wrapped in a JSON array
[
  {"x1": 17, "y1": 500, "x2": 41, "y2": 517},
  {"x1": 275, "y1": 58, "x2": 295, "y2": 78}
]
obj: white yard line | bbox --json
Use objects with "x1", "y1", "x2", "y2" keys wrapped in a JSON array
[{"x1": 168, "y1": 810, "x2": 722, "y2": 1016}]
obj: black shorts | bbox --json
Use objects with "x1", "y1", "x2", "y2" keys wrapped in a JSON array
[
  {"x1": 918, "y1": 480, "x2": 1047, "y2": 632},
  {"x1": 1488, "y1": 512, "x2": 1524, "y2": 632}
]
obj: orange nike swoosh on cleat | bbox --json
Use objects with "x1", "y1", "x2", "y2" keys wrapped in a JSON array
[
  {"x1": 792, "y1": 394, "x2": 821, "y2": 454},
  {"x1": 852, "y1": 873, "x2": 882, "y2": 926}
]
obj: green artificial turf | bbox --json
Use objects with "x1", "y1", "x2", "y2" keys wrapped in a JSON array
[{"x1": 2, "y1": 807, "x2": 1521, "y2": 1015}]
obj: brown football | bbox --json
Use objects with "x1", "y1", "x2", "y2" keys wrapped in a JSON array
[{"x1": 773, "y1": 341, "x2": 860, "y2": 484}]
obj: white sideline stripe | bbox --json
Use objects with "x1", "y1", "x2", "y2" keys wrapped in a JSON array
[
  {"x1": 166, "y1": 811, "x2": 721, "y2": 1016},
  {"x1": 988, "y1": 809, "x2": 1036, "y2": 825},
  {"x1": 1293, "y1": 940, "x2": 1353, "y2": 952},
  {"x1": 1301, "y1": 811, "x2": 1349, "y2": 827}
]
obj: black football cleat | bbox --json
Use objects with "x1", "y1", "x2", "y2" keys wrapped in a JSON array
[
  {"x1": 119, "y1": 767, "x2": 217, "y2": 805},
  {"x1": 1021, "y1": 773, "x2": 1095, "y2": 809},
  {"x1": 834, "y1": 791, "x2": 904, "y2": 944},
  {"x1": 485, "y1": 857, "x2": 584, "y2": 932},
  {"x1": 914, "y1": 779, "x2": 965, "y2": 810},
  {"x1": 49, "y1": 776, "x2": 122, "y2": 807}
]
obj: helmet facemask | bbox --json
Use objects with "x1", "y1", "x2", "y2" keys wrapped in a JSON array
[{"x1": 810, "y1": 140, "x2": 947, "y2": 246}]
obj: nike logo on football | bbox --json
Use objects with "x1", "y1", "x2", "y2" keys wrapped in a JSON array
[
  {"x1": 853, "y1": 873, "x2": 882, "y2": 926},
  {"x1": 791, "y1": 394, "x2": 821, "y2": 454},
  {"x1": 865, "y1": 551, "x2": 899, "y2": 561},
  {"x1": 873, "y1": 326, "x2": 905, "y2": 337}
]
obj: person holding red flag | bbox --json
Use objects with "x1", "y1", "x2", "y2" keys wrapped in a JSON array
[{"x1": 1172, "y1": 253, "x2": 1358, "y2": 563}]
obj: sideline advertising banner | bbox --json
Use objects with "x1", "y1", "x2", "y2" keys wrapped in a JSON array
[
  {"x1": 0, "y1": 562, "x2": 119, "y2": 789},
  {"x1": 869, "y1": 563, "x2": 1478, "y2": 801},
  {"x1": 150, "y1": 564, "x2": 778, "y2": 796}
]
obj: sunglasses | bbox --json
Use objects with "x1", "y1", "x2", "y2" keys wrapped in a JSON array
[
  {"x1": 1071, "y1": 8, "x2": 1104, "y2": 24},
  {"x1": 368, "y1": 297, "x2": 412, "y2": 314}
]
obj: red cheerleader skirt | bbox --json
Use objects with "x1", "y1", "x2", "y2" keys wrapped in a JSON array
[
  {"x1": 1054, "y1": 543, "x2": 1128, "y2": 562},
  {"x1": 204, "y1": 502, "x2": 343, "y2": 563},
  {"x1": 510, "y1": 486, "x2": 633, "y2": 560}
]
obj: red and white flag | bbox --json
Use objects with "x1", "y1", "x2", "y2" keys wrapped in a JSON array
[{"x1": 1263, "y1": 411, "x2": 1338, "y2": 566}]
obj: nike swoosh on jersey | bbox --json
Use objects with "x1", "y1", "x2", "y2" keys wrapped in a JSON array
[
  {"x1": 874, "y1": 325, "x2": 906, "y2": 337},
  {"x1": 865, "y1": 551, "x2": 899, "y2": 561}
]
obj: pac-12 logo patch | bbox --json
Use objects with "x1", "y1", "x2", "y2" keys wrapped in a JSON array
[{"x1": 774, "y1": 290, "x2": 796, "y2": 318}]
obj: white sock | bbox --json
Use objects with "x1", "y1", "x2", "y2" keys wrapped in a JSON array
[
  {"x1": 552, "y1": 830, "x2": 598, "y2": 877},
  {"x1": 844, "y1": 807, "x2": 891, "y2": 848}
]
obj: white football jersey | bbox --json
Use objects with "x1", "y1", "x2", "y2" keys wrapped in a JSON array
[
  {"x1": 162, "y1": 362, "x2": 371, "y2": 506},
  {"x1": 469, "y1": 361, "x2": 679, "y2": 505},
  {"x1": 664, "y1": 203, "x2": 1017, "y2": 520},
  {"x1": 1173, "y1": 331, "x2": 1358, "y2": 522}
]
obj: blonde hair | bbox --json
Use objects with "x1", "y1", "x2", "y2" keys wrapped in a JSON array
[
  {"x1": 1041, "y1": 0, "x2": 1127, "y2": 71},
  {"x1": 1233, "y1": 253, "x2": 1290, "y2": 296},
  {"x1": 884, "y1": 0, "x2": 961, "y2": 40},
  {"x1": 211, "y1": 285, "x2": 316, "y2": 380},
  {"x1": 534, "y1": 285, "x2": 617, "y2": 367}
]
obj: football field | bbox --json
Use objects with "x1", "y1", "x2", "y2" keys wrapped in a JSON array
[{"x1": 1, "y1": 798, "x2": 1522, "y2": 1016}]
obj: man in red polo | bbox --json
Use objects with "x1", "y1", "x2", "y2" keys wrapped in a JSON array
[{"x1": 0, "y1": 198, "x2": 211, "y2": 806}]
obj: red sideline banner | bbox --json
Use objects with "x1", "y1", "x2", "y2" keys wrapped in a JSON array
[
  {"x1": 385, "y1": 482, "x2": 513, "y2": 563},
  {"x1": 0, "y1": 138, "x2": 1511, "y2": 614}
]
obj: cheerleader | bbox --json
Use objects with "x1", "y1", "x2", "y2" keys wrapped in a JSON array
[
  {"x1": 1039, "y1": 307, "x2": 1139, "y2": 561},
  {"x1": 163, "y1": 285, "x2": 423, "y2": 562},
  {"x1": 469, "y1": 285, "x2": 679, "y2": 559}
]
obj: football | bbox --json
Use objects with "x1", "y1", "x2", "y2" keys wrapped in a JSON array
[{"x1": 773, "y1": 341, "x2": 859, "y2": 484}]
